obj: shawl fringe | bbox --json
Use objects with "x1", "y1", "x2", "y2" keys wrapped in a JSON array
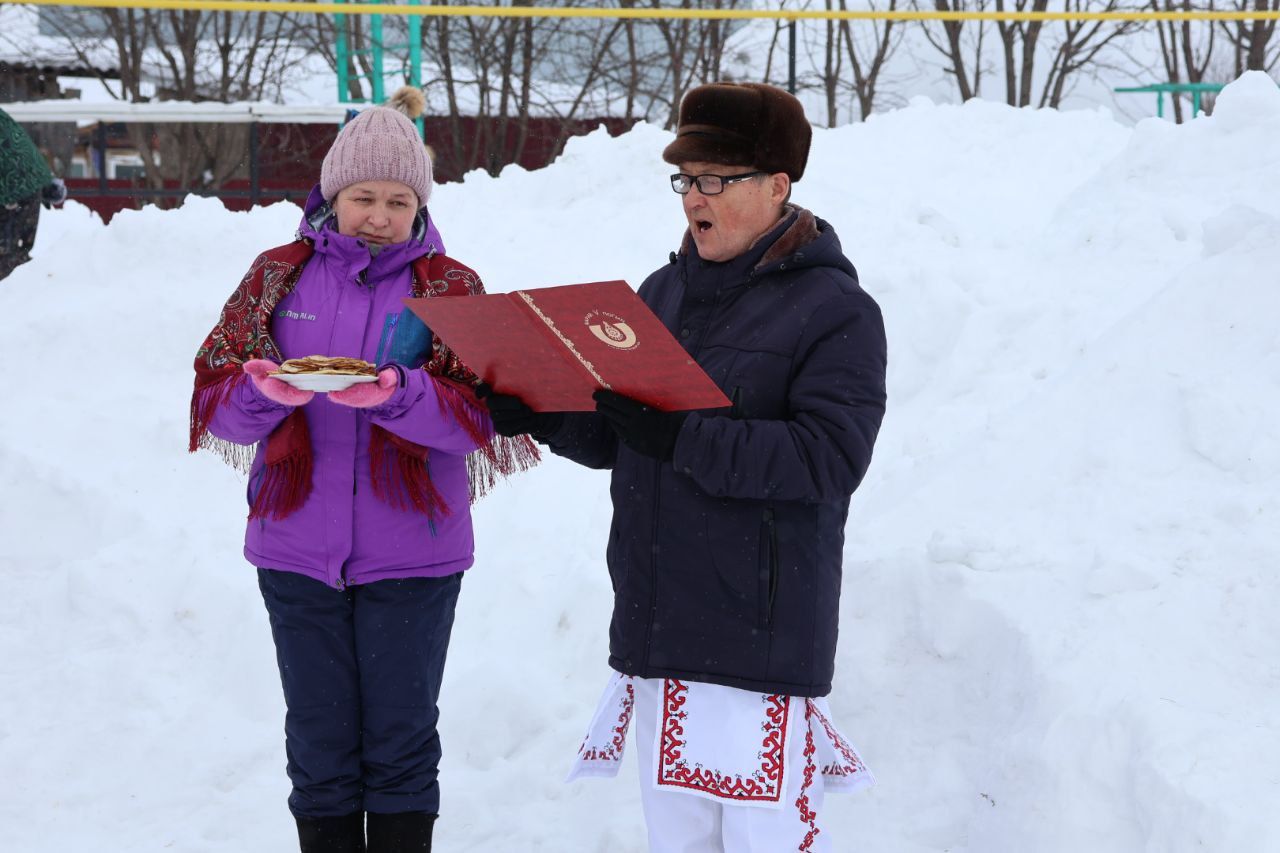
[
  {"x1": 248, "y1": 411, "x2": 314, "y2": 521},
  {"x1": 434, "y1": 378, "x2": 543, "y2": 502},
  {"x1": 190, "y1": 374, "x2": 257, "y2": 472},
  {"x1": 369, "y1": 426, "x2": 449, "y2": 518}
]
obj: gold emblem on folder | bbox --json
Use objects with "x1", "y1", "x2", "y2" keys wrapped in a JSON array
[{"x1": 585, "y1": 310, "x2": 639, "y2": 351}]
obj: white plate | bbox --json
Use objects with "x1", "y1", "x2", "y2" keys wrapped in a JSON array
[{"x1": 272, "y1": 373, "x2": 379, "y2": 392}]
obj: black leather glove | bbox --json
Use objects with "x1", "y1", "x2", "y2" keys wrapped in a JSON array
[
  {"x1": 41, "y1": 179, "x2": 67, "y2": 209},
  {"x1": 593, "y1": 390, "x2": 689, "y2": 461},
  {"x1": 476, "y1": 384, "x2": 564, "y2": 439}
]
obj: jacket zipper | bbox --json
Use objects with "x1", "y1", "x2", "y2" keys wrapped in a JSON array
[
  {"x1": 757, "y1": 504, "x2": 778, "y2": 625},
  {"x1": 764, "y1": 508, "x2": 779, "y2": 627},
  {"x1": 642, "y1": 462, "x2": 662, "y2": 672},
  {"x1": 689, "y1": 280, "x2": 729, "y2": 354},
  {"x1": 339, "y1": 264, "x2": 375, "y2": 591},
  {"x1": 642, "y1": 265, "x2": 686, "y2": 671}
]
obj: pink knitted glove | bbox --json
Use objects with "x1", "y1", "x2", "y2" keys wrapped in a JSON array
[
  {"x1": 243, "y1": 359, "x2": 315, "y2": 407},
  {"x1": 327, "y1": 368, "x2": 398, "y2": 408}
]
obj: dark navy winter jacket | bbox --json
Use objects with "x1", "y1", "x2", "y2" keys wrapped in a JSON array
[{"x1": 545, "y1": 207, "x2": 887, "y2": 697}]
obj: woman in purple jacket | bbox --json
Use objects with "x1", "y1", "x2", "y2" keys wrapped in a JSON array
[{"x1": 189, "y1": 92, "x2": 536, "y2": 853}]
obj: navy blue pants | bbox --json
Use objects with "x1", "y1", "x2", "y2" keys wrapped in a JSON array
[{"x1": 258, "y1": 568, "x2": 462, "y2": 819}]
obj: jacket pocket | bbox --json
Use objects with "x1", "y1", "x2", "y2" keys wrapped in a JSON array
[
  {"x1": 605, "y1": 524, "x2": 620, "y2": 593},
  {"x1": 707, "y1": 501, "x2": 759, "y2": 611},
  {"x1": 758, "y1": 507, "x2": 779, "y2": 628},
  {"x1": 721, "y1": 349, "x2": 791, "y2": 420},
  {"x1": 706, "y1": 502, "x2": 779, "y2": 630}
]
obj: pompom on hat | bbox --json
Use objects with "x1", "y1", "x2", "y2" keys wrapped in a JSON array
[
  {"x1": 662, "y1": 82, "x2": 811, "y2": 182},
  {"x1": 320, "y1": 86, "x2": 433, "y2": 206}
]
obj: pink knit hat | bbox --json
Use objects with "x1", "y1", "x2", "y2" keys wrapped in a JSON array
[{"x1": 320, "y1": 103, "x2": 433, "y2": 206}]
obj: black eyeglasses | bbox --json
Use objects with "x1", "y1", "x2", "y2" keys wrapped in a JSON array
[{"x1": 670, "y1": 171, "x2": 767, "y2": 195}]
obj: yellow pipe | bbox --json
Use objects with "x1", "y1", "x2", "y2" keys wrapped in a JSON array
[{"x1": 8, "y1": 0, "x2": 1280, "y2": 23}]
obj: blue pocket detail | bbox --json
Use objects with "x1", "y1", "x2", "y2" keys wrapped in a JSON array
[
  {"x1": 374, "y1": 313, "x2": 398, "y2": 366},
  {"x1": 378, "y1": 307, "x2": 434, "y2": 368}
]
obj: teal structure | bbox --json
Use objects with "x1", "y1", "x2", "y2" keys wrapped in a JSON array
[
  {"x1": 335, "y1": 0, "x2": 425, "y2": 133},
  {"x1": 1114, "y1": 82, "x2": 1225, "y2": 119}
]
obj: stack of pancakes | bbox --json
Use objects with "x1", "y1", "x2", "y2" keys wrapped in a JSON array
[{"x1": 274, "y1": 355, "x2": 376, "y2": 376}]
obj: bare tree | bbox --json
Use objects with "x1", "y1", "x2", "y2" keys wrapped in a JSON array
[
  {"x1": 993, "y1": 0, "x2": 1048, "y2": 106},
  {"x1": 547, "y1": 19, "x2": 630, "y2": 153},
  {"x1": 30, "y1": 7, "x2": 302, "y2": 199},
  {"x1": 651, "y1": 1, "x2": 716, "y2": 127},
  {"x1": 278, "y1": 0, "x2": 753, "y2": 182},
  {"x1": 615, "y1": 0, "x2": 643, "y2": 119},
  {"x1": 812, "y1": 0, "x2": 904, "y2": 123},
  {"x1": 405, "y1": 1, "x2": 652, "y2": 177},
  {"x1": 822, "y1": 0, "x2": 845, "y2": 124},
  {"x1": 293, "y1": 12, "x2": 371, "y2": 102},
  {"x1": 419, "y1": 1, "x2": 573, "y2": 177},
  {"x1": 916, "y1": 0, "x2": 991, "y2": 101},
  {"x1": 1219, "y1": 0, "x2": 1280, "y2": 74},
  {"x1": 1144, "y1": 0, "x2": 1217, "y2": 122},
  {"x1": 839, "y1": 0, "x2": 904, "y2": 119},
  {"x1": 1037, "y1": 0, "x2": 1142, "y2": 108},
  {"x1": 762, "y1": 15, "x2": 790, "y2": 87}
]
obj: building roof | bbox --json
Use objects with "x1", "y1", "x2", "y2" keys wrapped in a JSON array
[{"x1": 3, "y1": 100, "x2": 353, "y2": 124}]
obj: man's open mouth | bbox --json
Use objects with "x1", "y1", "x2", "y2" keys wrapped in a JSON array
[{"x1": 695, "y1": 220, "x2": 713, "y2": 233}]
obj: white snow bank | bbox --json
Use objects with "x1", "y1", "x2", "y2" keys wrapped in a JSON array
[{"x1": 2, "y1": 72, "x2": 1277, "y2": 852}]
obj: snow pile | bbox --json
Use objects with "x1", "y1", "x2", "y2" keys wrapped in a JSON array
[{"x1": 2, "y1": 73, "x2": 1278, "y2": 852}]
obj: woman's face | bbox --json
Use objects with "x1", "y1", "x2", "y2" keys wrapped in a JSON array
[{"x1": 333, "y1": 181, "x2": 419, "y2": 245}]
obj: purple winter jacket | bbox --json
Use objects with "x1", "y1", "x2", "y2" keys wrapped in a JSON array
[{"x1": 208, "y1": 187, "x2": 488, "y2": 589}]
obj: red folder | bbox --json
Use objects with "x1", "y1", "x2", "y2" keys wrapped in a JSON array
[{"x1": 404, "y1": 281, "x2": 731, "y2": 412}]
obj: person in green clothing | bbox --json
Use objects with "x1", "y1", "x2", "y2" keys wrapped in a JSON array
[{"x1": 0, "y1": 107, "x2": 66, "y2": 280}]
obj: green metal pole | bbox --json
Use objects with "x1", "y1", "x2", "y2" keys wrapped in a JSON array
[
  {"x1": 371, "y1": 14, "x2": 385, "y2": 103},
  {"x1": 335, "y1": 0, "x2": 349, "y2": 101},
  {"x1": 1193, "y1": 89, "x2": 1202, "y2": 117},
  {"x1": 410, "y1": 0, "x2": 423, "y2": 136},
  {"x1": 1157, "y1": 91, "x2": 1164, "y2": 119}
]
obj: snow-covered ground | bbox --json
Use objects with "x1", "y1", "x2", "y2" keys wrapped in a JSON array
[{"x1": 2, "y1": 72, "x2": 1278, "y2": 853}]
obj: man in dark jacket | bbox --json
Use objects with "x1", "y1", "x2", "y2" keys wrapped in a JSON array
[
  {"x1": 0, "y1": 108, "x2": 66, "y2": 281},
  {"x1": 484, "y1": 82, "x2": 886, "y2": 850}
]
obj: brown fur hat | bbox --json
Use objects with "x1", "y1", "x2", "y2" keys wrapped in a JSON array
[{"x1": 662, "y1": 82, "x2": 811, "y2": 181}]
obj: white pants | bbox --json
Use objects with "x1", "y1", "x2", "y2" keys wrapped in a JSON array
[{"x1": 631, "y1": 678, "x2": 831, "y2": 853}]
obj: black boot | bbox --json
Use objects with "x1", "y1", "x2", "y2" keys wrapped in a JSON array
[
  {"x1": 295, "y1": 812, "x2": 366, "y2": 853},
  {"x1": 365, "y1": 811, "x2": 436, "y2": 852}
]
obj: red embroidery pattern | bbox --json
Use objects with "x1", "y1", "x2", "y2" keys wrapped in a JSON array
[
  {"x1": 809, "y1": 700, "x2": 869, "y2": 780},
  {"x1": 199, "y1": 254, "x2": 304, "y2": 372},
  {"x1": 577, "y1": 681, "x2": 635, "y2": 762},
  {"x1": 796, "y1": 702, "x2": 821, "y2": 851},
  {"x1": 417, "y1": 254, "x2": 486, "y2": 381},
  {"x1": 656, "y1": 679, "x2": 791, "y2": 802}
]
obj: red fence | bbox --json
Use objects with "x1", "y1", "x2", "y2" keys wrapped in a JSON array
[{"x1": 68, "y1": 115, "x2": 637, "y2": 223}]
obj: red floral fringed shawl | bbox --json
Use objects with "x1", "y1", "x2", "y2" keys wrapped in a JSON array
[{"x1": 189, "y1": 240, "x2": 540, "y2": 520}]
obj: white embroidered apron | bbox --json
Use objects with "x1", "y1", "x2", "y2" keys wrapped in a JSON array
[{"x1": 567, "y1": 672, "x2": 874, "y2": 805}]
